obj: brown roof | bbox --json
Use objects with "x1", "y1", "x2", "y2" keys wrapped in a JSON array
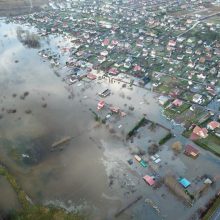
[{"x1": 184, "y1": 145, "x2": 199, "y2": 156}]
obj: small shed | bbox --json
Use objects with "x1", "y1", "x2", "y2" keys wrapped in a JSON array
[
  {"x1": 134, "y1": 155, "x2": 142, "y2": 162},
  {"x1": 154, "y1": 158, "x2": 161, "y2": 164},
  {"x1": 179, "y1": 178, "x2": 191, "y2": 188},
  {"x1": 143, "y1": 175, "x2": 155, "y2": 186}
]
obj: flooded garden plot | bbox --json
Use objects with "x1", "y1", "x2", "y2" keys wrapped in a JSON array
[{"x1": 129, "y1": 119, "x2": 170, "y2": 152}]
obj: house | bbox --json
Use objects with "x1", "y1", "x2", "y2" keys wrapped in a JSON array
[
  {"x1": 124, "y1": 62, "x2": 131, "y2": 69},
  {"x1": 101, "y1": 38, "x2": 109, "y2": 46},
  {"x1": 111, "y1": 40, "x2": 118, "y2": 45},
  {"x1": 199, "y1": 57, "x2": 206, "y2": 64},
  {"x1": 134, "y1": 155, "x2": 142, "y2": 162},
  {"x1": 168, "y1": 40, "x2": 176, "y2": 47},
  {"x1": 196, "y1": 73, "x2": 206, "y2": 81},
  {"x1": 179, "y1": 178, "x2": 191, "y2": 188},
  {"x1": 184, "y1": 145, "x2": 199, "y2": 158},
  {"x1": 133, "y1": 65, "x2": 141, "y2": 72},
  {"x1": 100, "y1": 51, "x2": 108, "y2": 56},
  {"x1": 158, "y1": 96, "x2": 169, "y2": 106},
  {"x1": 143, "y1": 175, "x2": 155, "y2": 186},
  {"x1": 108, "y1": 67, "x2": 119, "y2": 75},
  {"x1": 186, "y1": 48, "x2": 192, "y2": 54},
  {"x1": 87, "y1": 73, "x2": 97, "y2": 80},
  {"x1": 142, "y1": 48, "x2": 148, "y2": 57},
  {"x1": 110, "y1": 106, "x2": 120, "y2": 113},
  {"x1": 192, "y1": 94, "x2": 203, "y2": 104},
  {"x1": 170, "y1": 88, "x2": 181, "y2": 97},
  {"x1": 193, "y1": 125, "x2": 208, "y2": 138},
  {"x1": 188, "y1": 61, "x2": 195, "y2": 68},
  {"x1": 172, "y1": 99, "x2": 183, "y2": 107},
  {"x1": 98, "y1": 55, "x2": 106, "y2": 63},
  {"x1": 207, "y1": 121, "x2": 220, "y2": 130}
]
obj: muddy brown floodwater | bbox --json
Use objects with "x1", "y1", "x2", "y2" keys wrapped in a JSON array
[{"x1": 0, "y1": 21, "x2": 122, "y2": 219}]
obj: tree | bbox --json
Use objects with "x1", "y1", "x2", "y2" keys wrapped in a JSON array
[
  {"x1": 171, "y1": 141, "x2": 182, "y2": 154},
  {"x1": 149, "y1": 122, "x2": 156, "y2": 131}
]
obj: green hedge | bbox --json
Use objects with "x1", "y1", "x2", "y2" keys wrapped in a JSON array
[
  {"x1": 127, "y1": 117, "x2": 146, "y2": 138},
  {"x1": 159, "y1": 132, "x2": 173, "y2": 145}
]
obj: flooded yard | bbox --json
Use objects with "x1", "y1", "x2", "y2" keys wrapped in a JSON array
[{"x1": 0, "y1": 20, "x2": 220, "y2": 220}]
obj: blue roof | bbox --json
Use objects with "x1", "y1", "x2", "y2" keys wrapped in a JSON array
[{"x1": 179, "y1": 178, "x2": 191, "y2": 188}]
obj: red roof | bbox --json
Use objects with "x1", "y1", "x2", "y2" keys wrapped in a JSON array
[
  {"x1": 133, "y1": 65, "x2": 141, "y2": 71},
  {"x1": 87, "y1": 73, "x2": 97, "y2": 80},
  {"x1": 193, "y1": 126, "x2": 208, "y2": 138},
  {"x1": 207, "y1": 121, "x2": 220, "y2": 130},
  {"x1": 172, "y1": 99, "x2": 183, "y2": 107},
  {"x1": 97, "y1": 100, "x2": 105, "y2": 110},
  {"x1": 143, "y1": 175, "x2": 155, "y2": 186},
  {"x1": 102, "y1": 38, "x2": 109, "y2": 46},
  {"x1": 108, "y1": 68, "x2": 119, "y2": 75}
]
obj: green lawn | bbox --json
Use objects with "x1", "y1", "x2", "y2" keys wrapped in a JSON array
[
  {"x1": 154, "y1": 83, "x2": 171, "y2": 94},
  {"x1": 183, "y1": 130, "x2": 220, "y2": 156},
  {"x1": 195, "y1": 134, "x2": 220, "y2": 156},
  {"x1": 163, "y1": 102, "x2": 191, "y2": 119},
  {"x1": 182, "y1": 130, "x2": 220, "y2": 156}
]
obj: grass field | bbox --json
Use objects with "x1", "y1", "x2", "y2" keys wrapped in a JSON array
[
  {"x1": 183, "y1": 130, "x2": 220, "y2": 156},
  {"x1": 0, "y1": 165, "x2": 84, "y2": 220},
  {"x1": 163, "y1": 102, "x2": 191, "y2": 119},
  {"x1": 195, "y1": 134, "x2": 220, "y2": 156},
  {"x1": 202, "y1": 197, "x2": 220, "y2": 220}
]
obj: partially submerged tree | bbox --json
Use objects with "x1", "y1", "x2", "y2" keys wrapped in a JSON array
[
  {"x1": 171, "y1": 141, "x2": 182, "y2": 154},
  {"x1": 148, "y1": 143, "x2": 159, "y2": 155}
]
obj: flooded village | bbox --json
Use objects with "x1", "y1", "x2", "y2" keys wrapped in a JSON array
[{"x1": 0, "y1": 0, "x2": 220, "y2": 220}]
